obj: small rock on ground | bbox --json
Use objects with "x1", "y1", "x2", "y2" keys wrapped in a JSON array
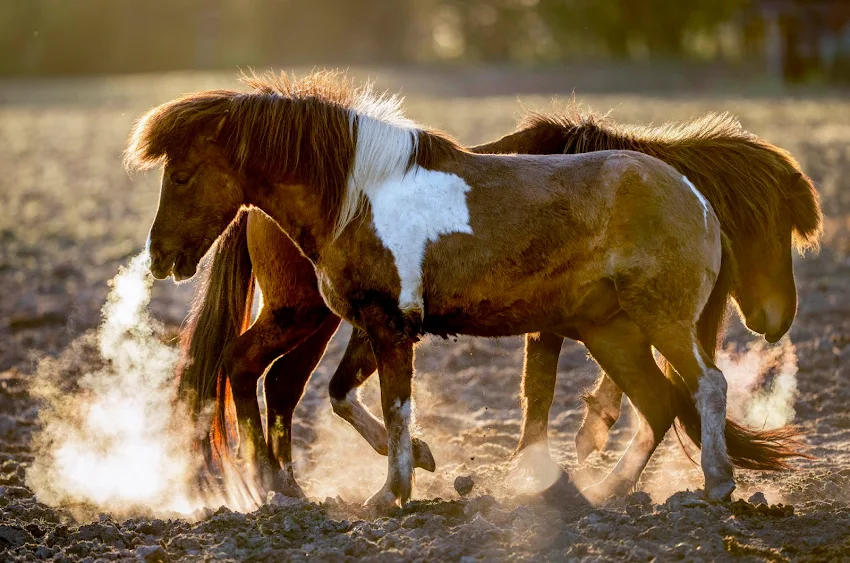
[{"x1": 454, "y1": 475, "x2": 475, "y2": 496}]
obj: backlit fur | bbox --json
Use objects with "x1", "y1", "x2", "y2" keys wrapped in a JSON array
[{"x1": 515, "y1": 107, "x2": 823, "y2": 253}]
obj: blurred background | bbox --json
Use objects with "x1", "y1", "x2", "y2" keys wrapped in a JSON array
[
  {"x1": 1, "y1": 1, "x2": 849, "y2": 390},
  {"x1": 1, "y1": 0, "x2": 849, "y2": 85}
]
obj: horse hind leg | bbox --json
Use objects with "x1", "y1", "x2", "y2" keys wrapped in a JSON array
[
  {"x1": 575, "y1": 374, "x2": 624, "y2": 463},
  {"x1": 576, "y1": 313, "x2": 676, "y2": 504},
  {"x1": 501, "y1": 332, "x2": 571, "y2": 495},
  {"x1": 329, "y1": 328, "x2": 435, "y2": 472},
  {"x1": 264, "y1": 314, "x2": 341, "y2": 497},
  {"x1": 616, "y1": 286, "x2": 735, "y2": 500},
  {"x1": 653, "y1": 332, "x2": 734, "y2": 500}
]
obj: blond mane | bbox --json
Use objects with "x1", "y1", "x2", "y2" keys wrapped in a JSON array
[{"x1": 520, "y1": 106, "x2": 823, "y2": 252}]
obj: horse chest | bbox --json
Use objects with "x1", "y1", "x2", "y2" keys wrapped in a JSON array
[{"x1": 364, "y1": 168, "x2": 474, "y2": 314}]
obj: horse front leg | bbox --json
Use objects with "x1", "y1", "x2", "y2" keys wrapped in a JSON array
[
  {"x1": 264, "y1": 314, "x2": 341, "y2": 498},
  {"x1": 225, "y1": 307, "x2": 331, "y2": 493},
  {"x1": 329, "y1": 328, "x2": 435, "y2": 472},
  {"x1": 360, "y1": 314, "x2": 417, "y2": 509},
  {"x1": 221, "y1": 320, "x2": 278, "y2": 493}
]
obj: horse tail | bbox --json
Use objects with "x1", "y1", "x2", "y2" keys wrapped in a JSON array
[
  {"x1": 669, "y1": 235, "x2": 807, "y2": 470},
  {"x1": 176, "y1": 210, "x2": 255, "y2": 468}
]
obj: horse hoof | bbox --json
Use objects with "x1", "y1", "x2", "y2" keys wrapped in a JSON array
[
  {"x1": 364, "y1": 487, "x2": 399, "y2": 511},
  {"x1": 257, "y1": 459, "x2": 279, "y2": 494},
  {"x1": 412, "y1": 438, "x2": 436, "y2": 472},
  {"x1": 580, "y1": 483, "x2": 614, "y2": 506},
  {"x1": 272, "y1": 469, "x2": 306, "y2": 499},
  {"x1": 704, "y1": 479, "x2": 735, "y2": 502},
  {"x1": 506, "y1": 443, "x2": 566, "y2": 496}
]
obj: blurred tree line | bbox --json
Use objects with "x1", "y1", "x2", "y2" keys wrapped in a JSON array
[{"x1": 0, "y1": 0, "x2": 847, "y2": 81}]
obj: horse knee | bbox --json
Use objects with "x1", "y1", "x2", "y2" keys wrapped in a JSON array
[
  {"x1": 330, "y1": 387, "x2": 353, "y2": 418},
  {"x1": 329, "y1": 373, "x2": 353, "y2": 405}
]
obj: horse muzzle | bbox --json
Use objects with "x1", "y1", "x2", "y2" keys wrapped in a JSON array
[
  {"x1": 745, "y1": 308, "x2": 793, "y2": 343},
  {"x1": 148, "y1": 247, "x2": 175, "y2": 280},
  {"x1": 765, "y1": 316, "x2": 793, "y2": 344},
  {"x1": 149, "y1": 260, "x2": 173, "y2": 280},
  {"x1": 148, "y1": 248, "x2": 198, "y2": 281},
  {"x1": 172, "y1": 253, "x2": 199, "y2": 281}
]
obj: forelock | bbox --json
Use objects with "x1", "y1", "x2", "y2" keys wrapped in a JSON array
[{"x1": 123, "y1": 91, "x2": 234, "y2": 171}]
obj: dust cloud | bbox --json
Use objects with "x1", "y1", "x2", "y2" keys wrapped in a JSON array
[
  {"x1": 26, "y1": 253, "x2": 259, "y2": 520},
  {"x1": 721, "y1": 339, "x2": 799, "y2": 430}
]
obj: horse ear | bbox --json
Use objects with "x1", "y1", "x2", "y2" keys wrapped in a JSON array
[
  {"x1": 207, "y1": 112, "x2": 228, "y2": 142},
  {"x1": 787, "y1": 172, "x2": 809, "y2": 193}
]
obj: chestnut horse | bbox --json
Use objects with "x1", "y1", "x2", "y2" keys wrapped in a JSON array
[
  {"x1": 174, "y1": 106, "x2": 820, "y2": 502},
  {"x1": 126, "y1": 71, "x2": 804, "y2": 507}
]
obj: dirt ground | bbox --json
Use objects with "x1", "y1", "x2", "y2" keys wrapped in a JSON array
[{"x1": 2, "y1": 71, "x2": 850, "y2": 561}]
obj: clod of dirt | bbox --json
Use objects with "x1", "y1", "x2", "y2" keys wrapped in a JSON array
[
  {"x1": 723, "y1": 536, "x2": 786, "y2": 559},
  {"x1": 0, "y1": 525, "x2": 32, "y2": 549},
  {"x1": 454, "y1": 475, "x2": 475, "y2": 497},
  {"x1": 268, "y1": 492, "x2": 308, "y2": 510},
  {"x1": 747, "y1": 491, "x2": 768, "y2": 505},
  {"x1": 663, "y1": 490, "x2": 709, "y2": 512},
  {"x1": 730, "y1": 499, "x2": 795, "y2": 518},
  {"x1": 136, "y1": 544, "x2": 167, "y2": 562},
  {"x1": 624, "y1": 491, "x2": 653, "y2": 517}
]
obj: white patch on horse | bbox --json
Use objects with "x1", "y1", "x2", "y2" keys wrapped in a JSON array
[
  {"x1": 392, "y1": 399, "x2": 413, "y2": 481},
  {"x1": 368, "y1": 168, "x2": 472, "y2": 313},
  {"x1": 336, "y1": 89, "x2": 418, "y2": 237},
  {"x1": 694, "y1": 367, "x2": 731, "y2": 484},
  {"x1": 344, "y1": 106, "x2": 473, "y2": 314},
  {"x1": 682, "y1": 175, "x2": 710, "y2": 228}
]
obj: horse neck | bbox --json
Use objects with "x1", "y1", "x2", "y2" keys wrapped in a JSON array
[
  {"x1": 470, "y1": 123, "x2": 567, "y2": 156},
  {"x1": 244, "y1": 175, "x2": 334, "y2": 262}
]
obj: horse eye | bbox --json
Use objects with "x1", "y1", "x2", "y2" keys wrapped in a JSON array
[{"x1": 172, "y1": 174, "x2": 190, "y2": 186}]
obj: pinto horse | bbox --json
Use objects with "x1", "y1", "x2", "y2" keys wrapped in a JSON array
[
  {"x1": 126, "y1": 71, "x2": 805, "y2": 507},
  {"x1": 173, "y1": 105, "x2": 820, "y2": 502}
]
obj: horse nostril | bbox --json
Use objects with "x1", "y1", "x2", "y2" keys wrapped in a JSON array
[{"x1": 147, "y1": 238, "x2": 167, "y2": 260}]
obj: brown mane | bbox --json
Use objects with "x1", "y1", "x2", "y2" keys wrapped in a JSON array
[
  {"x1": 124, "y1": 70, "x2": 464, "y2": 228},
  {"x1": 518, "y1": 106, "x2": 823, "y2": 252}
]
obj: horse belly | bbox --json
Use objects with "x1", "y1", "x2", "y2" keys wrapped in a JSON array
[
  {"x1": 422, "y1": 275, "x2": 618, "y2": 338},
  {"x1": 422, "y1": 300, "x2": 554, "y2": 338}
]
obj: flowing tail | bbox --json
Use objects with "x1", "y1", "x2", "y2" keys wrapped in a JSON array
[
  {"x1": 176, "y1": 210, "x2": 255, "y2": 470},
  {"x1": 668, "y1": 235, "x2": 807, "y2": 470}
]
